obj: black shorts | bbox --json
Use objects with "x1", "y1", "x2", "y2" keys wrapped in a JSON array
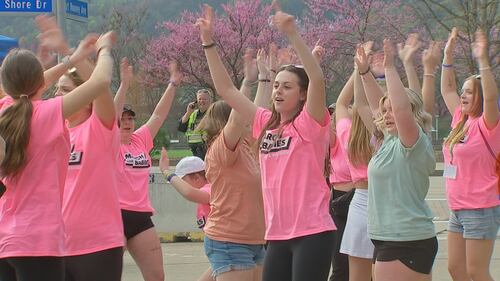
[
  {"x1": 121, "y1": 209, "x2": 155, "y2": 240},
  {"x1": 371, "y1": 237, "x2": 438, "y2": 274}
]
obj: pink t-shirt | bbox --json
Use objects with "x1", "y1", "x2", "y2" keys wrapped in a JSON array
[
  {"x1": 62, "y1": 112, "x2": 124, "y2": 256},
  {"x1": 117, "y1": 126, "x2": 154, "y2": 212},
  {"x1": 329, "y1": 137, "x2": 352, "y2": 184},
  {"x1": 0, "y1": 96, "x2": 13, "y2": 111},
  {"x1": 196, "y1": 184, "x2": 211, "y2": 229},
  {"x1": 0, "y1": 97, "x2": 70, "y2": 258},
  {"x1": 253, "y1": 107, "x2": 336, "y2": 240},
  {"x1": 336, "y1": 118, "x2": 368, "y2": 183},
  {"x1": 442, "y1": 107, "x2": 500, "y2": 210}
]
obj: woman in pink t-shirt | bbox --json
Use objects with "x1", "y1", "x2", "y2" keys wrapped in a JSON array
[
  {"x1": 47, "y1": 30, "x2": 124, "y2": 280},
  {"x1": 0, "y1": 17, "x2": 116, "y2": 281},
  {"x1": 441, "y1": 28, "x2": 500, "y2": 281},
  {"x1": 114, "y1": 60, "x2": 182, "y2": 281},
  {"x1": 197, "y1": 3, "x2": 334, "y2": 280}
]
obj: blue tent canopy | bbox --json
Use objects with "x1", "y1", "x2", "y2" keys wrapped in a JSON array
[{"x1": 0, "y1": 35, "x2": 19, "y2": 62}]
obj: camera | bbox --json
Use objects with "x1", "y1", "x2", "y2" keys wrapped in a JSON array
[{"x1": 189, "y1": 101, "x2": 198, "y2": 109}]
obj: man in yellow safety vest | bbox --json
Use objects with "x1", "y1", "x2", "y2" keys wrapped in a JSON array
[{"x1": 177, "y1": 89, "x2": 214, "y2": 160}]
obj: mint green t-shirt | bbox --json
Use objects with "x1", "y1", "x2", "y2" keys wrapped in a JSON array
[{"x1": 367, "y1": 128, "x2": 436, "y2": 241}]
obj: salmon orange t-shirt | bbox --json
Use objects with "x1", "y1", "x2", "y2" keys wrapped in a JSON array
[
  {"x1": 442, "y1": 107, "x2": 500, "y2": 210},
  {"x1": 0, "y1": 97, "x2": 70, "y2": 258},
  {"x1": 62, "y1": 112, "x2": 124, "y2": 256},
  {"x1": 204, "y1": 132, "x2": 265, "y2": 244},
  {"x1": 117, "y1": 126, "x2": 154, "y2": 212},
  {"x1": 253, "y1": 107, "x2": 336, "y2": 240}
]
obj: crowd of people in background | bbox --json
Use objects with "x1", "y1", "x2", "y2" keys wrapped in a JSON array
[{"x1": 0, "y1": 1, "x2": 499, "y2": 281}]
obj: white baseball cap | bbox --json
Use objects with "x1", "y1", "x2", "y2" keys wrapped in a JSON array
[{"x1": 175, "y1": 156, "x2": 205, "y2": 179}]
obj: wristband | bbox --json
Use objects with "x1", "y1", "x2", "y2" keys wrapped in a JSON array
[
  {"x1": 259, "y1": 79, "x2": 271, "y2": 83},
  {"x1": 374, "y1": 75, "x2": 385, "y2": 80},
  {"x1": 442, "y1": 63, "x2": 453, "y2": 68},
  {"x1": 166, "y1": 173, "x2": 177, "y2": 183},
  {"x1": 258, "y1": 74, "x2": 269, "y2": 80},
  {"x1": 359, "y1": 66, "x2": 371, "y2": 76},
  {"x1": 270, "y1": 69, "x2": 277, "y2": 74},
  {"x1": 423, "y1": 73, "x2": 435, "y2": 78},
  {"x1": 202, "y1": 42, "x2": 216, "y2": 49}
]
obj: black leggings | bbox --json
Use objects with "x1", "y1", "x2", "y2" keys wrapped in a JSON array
[
  {"x1": 65, "y1": 247, "x2": 123, "y2": 281},
  {"x1": 329, "y1": 190, "x2": 350, "y2": 281},
  {"x1": 263, "y1": 231, "x2": 335, "y2": 281},
  {"x1": 0, "y1": 256, "x2": 64, "y2": 281}
]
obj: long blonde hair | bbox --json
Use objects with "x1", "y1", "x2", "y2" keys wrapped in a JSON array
[
  {"x1": 196, "y1": 101, "x2": 231, "y2": 148},
  {"x1": 0, "y1": 49, "x2": 44, "y2": 177},
  {"x1": 348, "y1": 108, "x2": 373, "y2": 166},
  {"x1": 444, "y1": 76, "x2": 483, "y2": 146},
  {"x1": 375, "y1": 88, "x2": 432, "y2": 135}
]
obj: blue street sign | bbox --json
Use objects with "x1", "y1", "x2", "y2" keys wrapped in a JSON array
[
  {"x1": 65, "y1": 0, "x2": 86, "y2": 19},
  {"x1": 0, "y1": 0, "x2": 52, "y2": 12}
]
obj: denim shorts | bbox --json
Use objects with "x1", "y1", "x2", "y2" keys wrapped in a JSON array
[
  {"x1": 448, "y1": 205, "x2": 500, "y2": 240},
  {"x1": 204, "y1": 236, "x2": 266, "y2": 277}
]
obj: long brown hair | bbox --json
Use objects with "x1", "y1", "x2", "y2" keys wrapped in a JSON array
[
  {"x1": 196, "y1": 101, "x2": 232, "y2": 148},
  {"x1": 348, "y1": 109, "x2": 373, "y2": 166},
  {"x1": 445, "y1": 76, "x2": 483, "y2": 146},
  {"x1": 256, "y1": 65, "x2": 309, "y2": 147},
  {"x1": 0, "y1": 49, "x2": 44, "y2": 177}
]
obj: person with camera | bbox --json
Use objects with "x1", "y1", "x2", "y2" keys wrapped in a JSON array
[{"x1": 177, "y1": 89, "x2": 214, "y2": 160}]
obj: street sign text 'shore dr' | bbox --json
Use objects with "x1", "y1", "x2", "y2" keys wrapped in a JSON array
[{"x1": 0, "y1": 0, "x2": 52, "y2": 12}]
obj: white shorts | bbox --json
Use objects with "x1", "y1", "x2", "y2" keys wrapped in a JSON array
[{"x1": 340, "y1": 189, "x2": 374, "y2": 258}]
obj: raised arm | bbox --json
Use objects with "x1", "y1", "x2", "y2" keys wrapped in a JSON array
[
  {"x1": 145, "y1": 62, "x2": 182, "y2": 138},
  {"x1": 335, "y1": 71, "x2": 355, "y2": 122},
  {"x1": 159, "y1": 148, "x2": 210, "y2": 204},
  {"x1": 440, "y1": 27, "x2": 460, "y2": 114},
  {"x1": 241, "y1": 48, "x2": 258, "y2": 100},
  {"x1": 272, "y1": 1, "x2": 326, "y2": 123},
  {"x1": 384, "y1": 39, "x2": 419, "y2": 147},
  {"x1": 472, "y1": 30, "x2": 499, "y2": 129},
  {"x1": 398, "y1": 33, "x2": 422, "y2": 94},
  {"x1": 196, "y1": 4, "x2": 258, "y2": 129},
  {"x1": 254, "y1": 47, "x2": 273, "y2": 108},
  {"x1": 421, "y1": 41, "x2": 442, "y2": 117},
  {"x1": 353, "y1": 45, "x2": 376, "y2": 134},
  {"x1": 62, "y1": 32, "x2": 115, "y2": 119},
  {"x1": 356, "y1": 47, "x2": 384, "y2": 116},
  {"x1": 114, "y1": 58, "x2": 133, "y2": 118}
]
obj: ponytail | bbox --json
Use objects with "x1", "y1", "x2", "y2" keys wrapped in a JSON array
[{"x1": 0, "y1": 97, "x2": 33, "y2": 177}]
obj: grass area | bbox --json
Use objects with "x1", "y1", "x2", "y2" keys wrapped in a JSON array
[{"x1": 151, "y1": 149, "x2": 192, "y2": 160}]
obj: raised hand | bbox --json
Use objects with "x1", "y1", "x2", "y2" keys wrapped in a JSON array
[
  {"x1": 471, "y1": 29, "x2": 489, "y2": 61},
  {"x1": 169, "y1": 61, "x2": 183, "y2": 85},
  {"x1": 95, "y1": 31, "x2": 117, "y2": 54},
  {"x1": 195, "y1": 4, "x2": 215, "y2": 45},
  {"x1": 312, "y1": 39, "x2": 325, "y2": 63},
  {"x1": 354, "y1": 41, "x2": 373, "y2": 73},
  {"x1": 444, "y1": 27, "x2": 458, "y2": 58},
  {"x1": 422, "y1": 41, "x2": 442, "y2": 71},
  {"x1": 362, "y1": 41, "x2": 374, "y2": 56},
  {"x1": 397, "y1": 33, "x2": 421, "y2": 63},
  {"x1": 256, "y1": 48, "x2": 269, "y2": 78},
  {"x1": 159, "y1": 147, "x2": 170, "y2": 174},
  {"x1": 371, "y1": 51, "x2": 385, "y2": 77},
  {"x1": 120, "y1": 58, "x2": 134, "y2": 83},
  {"x1": 271, "y1": 0, "x2": 297, "y2": 37},
  {"x1": 383, "y1": 39, "x2": 396, "y2": 68},
  {"x1": 70, "y1": 33, "x2": 99, "y2": 63},
  {"x1": 35, "y1": 15, "x2": 70, "y2": 55},
  {"x1": 277, "y1": 47, "x2": 293, "y2": 66}
]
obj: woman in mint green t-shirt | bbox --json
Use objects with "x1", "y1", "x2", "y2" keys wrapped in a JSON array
[{"x1": 367, "y1": 39, "x2": 437, "y2": 281}]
